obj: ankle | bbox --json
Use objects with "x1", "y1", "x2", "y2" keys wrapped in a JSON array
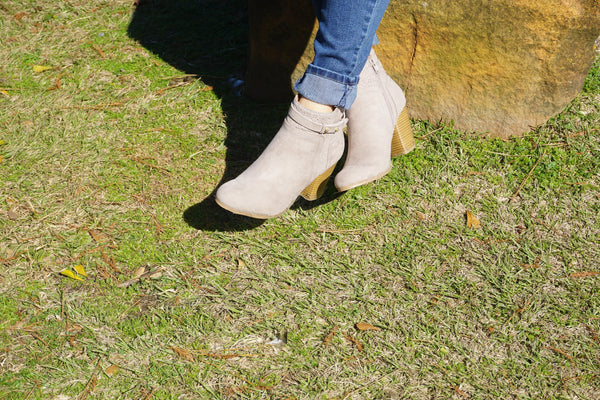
[{"x1": 298, "y1": 95, "x2": 335, "y2": 113}]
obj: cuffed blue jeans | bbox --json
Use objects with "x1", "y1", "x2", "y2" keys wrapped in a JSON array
[{"x1": 293, "y1": 0, "x2": 390, "y2": 109}]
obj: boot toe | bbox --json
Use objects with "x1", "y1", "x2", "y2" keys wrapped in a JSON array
[
  {"x1": 215, "y1": 181, "x2": 267, "y2": 219},
  {"x1": 215, "y1": 180, "x2": 294, "y2": 219}
]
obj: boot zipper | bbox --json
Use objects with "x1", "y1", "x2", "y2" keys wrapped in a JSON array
[{"x1": 376, "y1": 63, "x2": 396, "y2": 125}]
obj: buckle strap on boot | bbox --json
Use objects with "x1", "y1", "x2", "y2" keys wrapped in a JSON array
[{"x1": 288, "y1": 100, "x2": 348, "y2": 134}]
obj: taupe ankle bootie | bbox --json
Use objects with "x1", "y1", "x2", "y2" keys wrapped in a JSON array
[
  {"x1": 334, "y1": 49, "x2": 415, "y2": 192},
  {"x1": 215, "y1": 96, "x2": 347, "y2": 219}
]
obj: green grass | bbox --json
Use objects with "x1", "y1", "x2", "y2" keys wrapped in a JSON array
[{"x1": 1, "y1": 0, "x2": 599, "y2": 399}]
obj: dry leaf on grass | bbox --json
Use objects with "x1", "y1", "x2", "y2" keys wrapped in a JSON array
[
  {"x1": 344, "y1": 333, "x2": 363, "y2": 352},
  {"x1": 516, "y1": 224, "x2": 527, "y2": 234},
  {"x1": 105, "y1": 364, "x2": 119, "y2": 377},
  {"x1": 355, "y1": 322, "x2": 380, "y2": 331},
  {"x1": 88, "y1": 229, "x2": 108, "y2": 243},
  {"x1": 170, "y1": 346, "x2": 195, "y2": 362},
  {"x1": 60, "y1": 265, "x2": 87, "y2": 281},
  {"x1": 117, "y1": 266, "x2": 165, "y2": 287},
  {"x1": 569, "y1": 271, "x2": 599, "y2": 278},
  {"x1": 47, "y1": 77, "x2": 61, "y2": 91},
  {"x1": 466, "y1": 210, "x2": 482, "y2": 229},
  {"x1": 74, "y1": 264, "x2": 87, "y2": 277},
  {"x1": 65, "y1": 270, "x2": 84, "y2": 280},
  {"x1": 521, "y1": 256, "x2": 541, "y2": 271},
  {"x1": 7, "y1": 209, "x2": 18, "y2": 220},
  {"x1": 133, "y1": 266, "x2": 147, "y2": 279},
  {"x1": 92, "y1": 44, "x2": 105, "y2": 59},
  {"x1": 32, "y1": 65, "x2": 52, "y2": 73},
  {"x1": 323, "y1": 326, "x2": 338, "y2": 346}
]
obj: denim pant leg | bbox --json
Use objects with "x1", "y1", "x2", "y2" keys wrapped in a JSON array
[{"x1": 294, "y1": 0, "x2": 390, "y2": 109}]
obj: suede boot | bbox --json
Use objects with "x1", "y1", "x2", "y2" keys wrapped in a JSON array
[
  {"x1": 215, "y1": 96, "x2": 347, "y2": 219},
  {"x1": 334, "y1": 49, "x2": 414, "y2": 192}
]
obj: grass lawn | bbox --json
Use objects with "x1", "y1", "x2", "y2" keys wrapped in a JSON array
[{"x1": 1, "y1": 0, "x2": 599, "y2": 399}]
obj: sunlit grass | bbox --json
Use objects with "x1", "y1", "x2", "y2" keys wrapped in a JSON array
[{"x1": 1, "y1": 1, "x2": 599, "y2": 399}]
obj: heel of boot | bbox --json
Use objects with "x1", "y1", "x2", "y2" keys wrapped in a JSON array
[
  {"x1": 391, "y1": 107, "x2": 415, "y2": 157},
  {"x1": 300, "y1": 164, "x2": 336, "y2": 201}
]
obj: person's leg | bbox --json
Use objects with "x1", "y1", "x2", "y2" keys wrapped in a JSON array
[
  {"x1": 295, "y1": 0, "x2": 391, "y2": 109},
  {"x1": 215, "y1": 0, "x2": 393, "y2": 218}
]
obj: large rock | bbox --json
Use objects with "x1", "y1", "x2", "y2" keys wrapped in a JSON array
[{"x1": 246, "y1": 0, "x2": 600, "y2": 137}]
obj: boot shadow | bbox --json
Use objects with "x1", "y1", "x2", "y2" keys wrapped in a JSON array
[{"x1": 128, "y1": 0, "x2": 339, "y2": 231}]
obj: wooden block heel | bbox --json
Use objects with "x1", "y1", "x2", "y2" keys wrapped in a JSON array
[
  {"x1": 300, "y1": 164, "x2": 336, "y2": 201},
  {"x1": 391, "y1": 107, "x2": 415, "y2": 157}
]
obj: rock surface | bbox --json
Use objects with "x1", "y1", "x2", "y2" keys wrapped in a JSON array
[{"x1": 246, "y1": 0, "x2": 600, "y2": 137}]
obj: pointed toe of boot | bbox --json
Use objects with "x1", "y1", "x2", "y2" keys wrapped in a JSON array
[
  {"x1": 215, "y1": 180, "x2": 286, "y2": 219},
  {"x1": 215, "y1": 181, "x2": 257, "y2": 218}
]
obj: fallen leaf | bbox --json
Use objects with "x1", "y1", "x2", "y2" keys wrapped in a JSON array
[
  {"x1": 101, "y1": 250, "x2": 121, "y2": 273},
  {"x1": 355, "y1": 322, "x2": 380, "y2": 331},
  {"x1": 170, "y1": 346, "x2": 194, "y2": 362},
  {"x1": 323, "y1": 326, "x2": 338, "y2": 346},
  {"x1": 13, "y1": 12, "x2": 27, "y2": 20},
  {"x1": 7, "y1": 209, "x2": 18, "y2": 220},
  {"x1": 133, "y1": 266, "x2": 147, "y2": 279},
  {"x1": 32, "y1": 65, "x2": 52, "y2": 73},
  {"x1": 466, "y1": 210, "x2": 482, "y2": 229},
  {"x1": 47, "y1": 77, "x2": 61, "y2": 91},
  {"x1": 105, "y1": 364, "x2": 119, "y2": 376},
  {"x1": 60, "y1": 269, "x2": 83, "y2": 281},
  {"x1": 89, "y1": 229, "x2": 108, "y2": 242},
  {"x1": 521, "y1": 256, "x2": 541, "y2": 271},
  {"x1": 117, "y1": 266, "x2": 164, "y2": 287},
  {"x1": 74, "y1": 264, "x2": 87, "y2": 277},
  {"x1": 92, "y1": 44, "x2": 105, "y2": 59},
  {"x1": 343, "y1": 333, "x2": 363, "y2": 352},
  {"x1": 148, "y1": 270, "x2": 162, "y2": 279},
  {"x1": 569, "y1": 271, "x2": 599, "y2": 279}
]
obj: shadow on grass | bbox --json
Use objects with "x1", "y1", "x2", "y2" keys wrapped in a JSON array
[{"x1": 128, "y1": 0, "x2": 335, "y2": 231}]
